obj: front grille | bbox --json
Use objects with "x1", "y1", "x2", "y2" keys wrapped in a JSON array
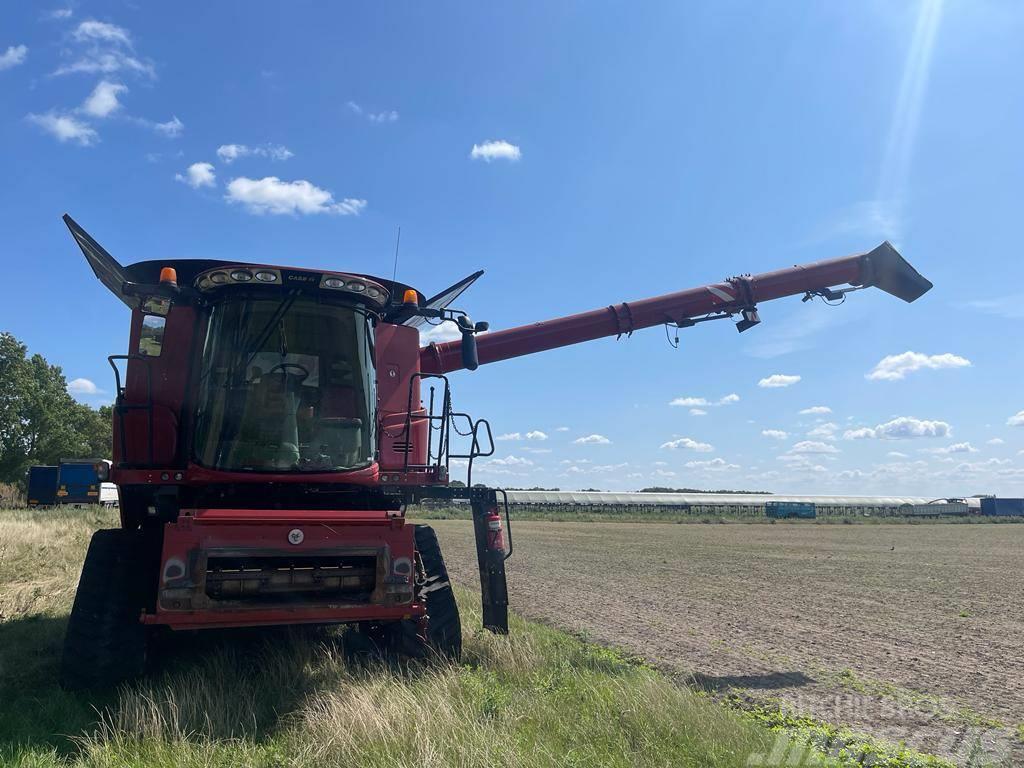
[{"x1": 204, "y1": 554, "x2": 377, "y2": 604}]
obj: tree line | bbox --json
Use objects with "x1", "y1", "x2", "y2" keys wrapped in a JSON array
[{"x1": 0, "y1": 331, "x2": 112, "y2": 488}]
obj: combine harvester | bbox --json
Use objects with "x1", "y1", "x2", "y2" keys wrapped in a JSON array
[{"x1": 59, "y1": 214, "x2": 932, "y2": 688}]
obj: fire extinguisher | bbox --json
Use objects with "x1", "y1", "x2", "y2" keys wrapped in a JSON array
[{"x1": 485, "y1": 507, "x2": 505, "y2": 552}]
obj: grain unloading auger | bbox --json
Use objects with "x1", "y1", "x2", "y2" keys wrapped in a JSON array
[
  {"x1": 59, "y1": 213, "x2": 931, "y2": 689},
  {"x1": 418, "y1": 241, "x2": 931, "y2": 374}
]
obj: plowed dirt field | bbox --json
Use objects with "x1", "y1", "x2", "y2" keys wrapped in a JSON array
[{"x1": 432, "y1": 520, "x2": 1024, "y2": 765}]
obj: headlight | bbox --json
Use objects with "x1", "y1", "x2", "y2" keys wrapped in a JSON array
[
  {"x1": 230, "y1": 269, "x2": 253, "y2": 282},
  {"x1": 323, "y1": 278, "x2": 345, "y2": 289},
  {"x1": 255, "y1": 271, "x2": 277, "y2": 282}
]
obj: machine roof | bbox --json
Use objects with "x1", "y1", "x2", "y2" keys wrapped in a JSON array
[{"x1": 66, "y1": 210, "x2": 426, "y2": 309}]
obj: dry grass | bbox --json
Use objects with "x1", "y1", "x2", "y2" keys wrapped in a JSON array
[{"x1": 2, "y1": 507, "x2": 933, "y2": 768}]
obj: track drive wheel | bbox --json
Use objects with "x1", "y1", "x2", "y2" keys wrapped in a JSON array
[
  {"x1": 59, "y1": 529, "x2": 150, "y2": 690},
  {"x1": 412, "y1": 524, "x2": 462, "y2": 660}
]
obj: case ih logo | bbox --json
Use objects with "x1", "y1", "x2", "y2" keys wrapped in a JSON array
[
  {"x1": 283, "y1": 271, "x2": 319, "y2": 284},
  {"x1": 287, "y1": 529, "x2": 304, "y2": 545}
]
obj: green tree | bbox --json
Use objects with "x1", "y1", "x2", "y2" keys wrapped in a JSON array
[{"x1": 0, "y1": 331, "x2": 113, "y2": 484}]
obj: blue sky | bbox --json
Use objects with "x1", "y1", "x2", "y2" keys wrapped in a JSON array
[{"x1": 2, "y1": 1, "x2": 1022, "y2": 496}]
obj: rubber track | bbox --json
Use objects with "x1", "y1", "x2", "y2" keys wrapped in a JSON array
[
  {"x1": 414, "y1": 524, "x2": 462, "y2": 659},
  {"x1": 59, "y1": 529, "x2": 149, "y2": 690}
]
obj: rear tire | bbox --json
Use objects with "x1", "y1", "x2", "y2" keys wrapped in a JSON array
[
  {"x1": 59, "y1": 529, "x2": 150, "y2": 690},
  {"x1": 413, "y1": 524, "x2": 462, "y2": 660}
]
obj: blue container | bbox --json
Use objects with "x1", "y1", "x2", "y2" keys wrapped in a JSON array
[
  {"x1": 765, "y1": 501, "x2": 817, "y2": 519},
  {"x1": 56, "y1": 460, "x2": 101, "y2": 505},
  {"x1": 980, "y1": 497, "x2": 1024, "y2": 517},
  {"x1": 27, "y1": 465, "x2": 59, "y2": 507}
]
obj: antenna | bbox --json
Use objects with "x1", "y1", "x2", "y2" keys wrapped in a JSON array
[{"x1": 392, "y1": 226, "x2": 402, "y2": 283}]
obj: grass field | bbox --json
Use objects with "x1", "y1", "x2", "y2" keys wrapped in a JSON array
[{"x1": 0, "y1": 506, "x2": 948, "y2": 768}]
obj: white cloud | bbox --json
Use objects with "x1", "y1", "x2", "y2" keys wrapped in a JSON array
[
  {"x1": 758, "y1": 374, "x2": 801, "y2": 388},
  {"x1": 175, "y1": 162, "x2": 216, "y2": 189},
  {"x1": 843, "y1": 416, "x2": 951, "y2": 440},
  {"x1": 952, "y1": 458, "x2": 1011, "y2": 475},
  {"x1": 670, "y1": 397, "x2": 708, "y2": 407},
  {"x1": 217, "y1": 144, "x2": 247, "y2": 162},
  {"x1": 225, "y1": 176, "x2": 366, "y2": 216},
  {"x1": 43, "y1": 8, "x2": 73, "y2": 20},
  {"x1": 887, "y1": 451, "x2": 909, "y2": 459},
  {"x1": 496, "y1": 433, "x2": 522, "y2": 441},
  {"x1": 266, "y1": 145, "x2": 293, "y2": 160},
  {"x1": 56, "y1": 20, "x2": 155, "y2": 79},
  {"x1": 866, "y1": 351, "x2": 971, "y2": 381},
  {"x1": 418, "y1": 322, "x2": 462, "y2": 345},
  {"x1": 470, "y1": 139, "x2": 521, "y2": 162},
  {"x1": 81, "y1": 80, "x2": 127, "y2": 118},
  {"x1": 775, "y1": 455, "x2": 828, "y2": 473},
  {"x1": 73, "y1": 20, "x2": 132, "y2": 46},
  {"x1": 26, "y1": 111, "x2": 97, "y2": 145},
  {"x1": 761, "y1": 429, "x2": 788, "y2": 440},
  {"x1": 54, "y1": 51, "x2": 154, "y2": 77},
  {"x1": 806, "y1": 422, "x2": 838, "y2": 440},
  {"x1": 67, "y1": 377, "x2": 101, "y2": 395},
  {"x1": 670, "y1": 393, "x2": 738, "y2": 410},
  {"x1": 788, "y1": 440, "x2": 840, "y2": 455},
  {"x1": 660, "y1": 437, "x2": 713, "y2": 452},
  {"x1": 574, "y1": 434, "x2": 611, "y2": 445},
  {"x1": 987, "y1": 438, "x2": 1005, "y2": 446},
  {"x1": 1008, "y1": 411, "x2": 1024, "y2": 427},
  {"x1": 217, "y1": 143, "x2": 293, "y2": 163},
  {"x1": 346, "y1": 101, "x2": 399, "y2": 124},
  {"x1": 526, "y1": 430, "x2": 548, "y2": 441},
  {"x1": 152, "y1": 116, "x2": 184, "y2": 138},
  {"x1": 488, "y1": 455, "x2": 533, "y2": 467},
  {"x1": 924, "y1": 442, "x2": 977, "y2": 455},
  {"x1": 555, "y1": 426, "x2": 570, "y2": 432},
  {"x1": 0, "y1": 45, "x2": 28, "y2": 71},
  {"x1": 799, "y1": 406, "x2": 831, "y2": 415},
  {"x1": 685, "y1": 458, "x2": 739, "y2": 471}
]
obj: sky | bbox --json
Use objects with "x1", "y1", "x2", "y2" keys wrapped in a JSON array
[{"x1": 1, "y1": 1, "x2": 1022, "y2": 497}]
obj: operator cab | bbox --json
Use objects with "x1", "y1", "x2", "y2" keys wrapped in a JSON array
[{"x1": 191, "y1": 274, "x2": 381, "y2": 474}]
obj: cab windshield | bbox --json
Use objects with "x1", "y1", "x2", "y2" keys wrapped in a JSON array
[{"x1": 193, "y1": 293, "x2": 376, "y2": 472}]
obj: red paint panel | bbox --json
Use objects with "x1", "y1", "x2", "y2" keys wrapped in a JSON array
[{"x1": 151, "y1": 514, "x2": 420, "y2": 630}]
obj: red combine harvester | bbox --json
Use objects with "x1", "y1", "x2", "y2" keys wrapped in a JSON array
[{"x1": 59, "y1": 214, "x2": 932, "y2": 688}]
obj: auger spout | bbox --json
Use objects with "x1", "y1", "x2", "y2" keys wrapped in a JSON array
[{"x1": 420, "y1": 242, "x2": 931, "y2": 375}]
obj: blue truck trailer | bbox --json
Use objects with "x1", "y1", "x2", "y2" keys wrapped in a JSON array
[
  {"x1": 980, "y1": 497, "x2": 1024, "y2": 516},
  {"x1": 55, "y1": 459, "x2": 102, "y2": 505},
  {"x1": 765, "y1": 501, "x2": 817, "y2": 519},
  {"x1": 27, "y1": 465, "x2": 59, "y2": 507}
]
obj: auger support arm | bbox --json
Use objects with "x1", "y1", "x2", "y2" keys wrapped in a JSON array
[{"x1": 420, "y1": 242, "x2": 931, "y2": 375}]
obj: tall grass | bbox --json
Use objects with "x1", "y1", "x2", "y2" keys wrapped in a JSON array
[{"x1": 0, "y1": 508, "x2": 945, "y2": 767}]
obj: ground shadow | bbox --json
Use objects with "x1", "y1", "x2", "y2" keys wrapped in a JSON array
[
  {"x1": 0, "y1": 612, "x2": 99, "y2": 757},
  {"x1": 689, "y1": 670, "x2": 815, "y2": 693},
  {"x1": 0, "y1": 612, "x2": 353, "y2": 759}
]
